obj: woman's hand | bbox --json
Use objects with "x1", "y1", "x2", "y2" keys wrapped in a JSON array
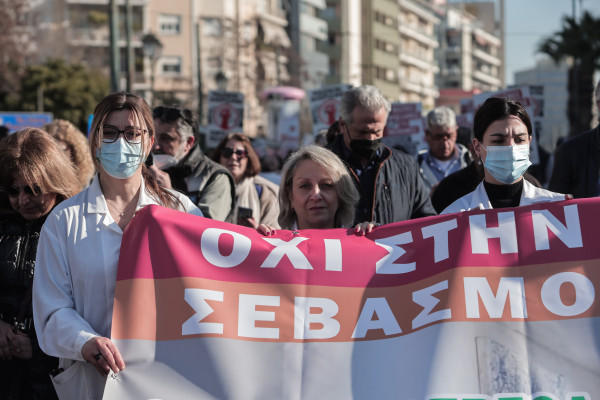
[
  {"x1": 82, "y1": 336, "x2": 125, "y2": 378},
  {"x1": 354, "y1": 221, "x2": 378, "y2": 236},
  {"x1": 257, "y1": 224, "x2": 277, "y2": 236}
]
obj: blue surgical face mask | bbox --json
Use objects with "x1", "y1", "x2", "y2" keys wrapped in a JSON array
[
  {"x1": 482, "y1": 144, "x2": 532, "y2": 184},
  {"x1": 96, "y1": 138, "x2": 145, "y2": 179}
]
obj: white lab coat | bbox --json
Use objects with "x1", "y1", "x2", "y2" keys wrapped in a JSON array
[
  {"x1": 33, "y1": 175, "x2": 202, "y2": 399},
  {"x1": 441, "y1": 179, "x2": 565, "y2": 214}
]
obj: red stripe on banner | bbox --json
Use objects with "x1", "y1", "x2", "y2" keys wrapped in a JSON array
[
  {"x1": 118, "y1": 199, "x2": 600, "y2": 288},
  {"x1": 112, "y1": 260, "x2": 600, "y2": 342}
]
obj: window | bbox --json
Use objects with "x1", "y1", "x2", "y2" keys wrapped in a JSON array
[
  {"x1": 159, "y1": 14, "x2": 181, "y2": 35},
  {"x1": 203, "y1": 18, "x2": 222, "y2": 36},
  {"x1": 160, "y1": 56, "x2": 182, "y2": 76}
]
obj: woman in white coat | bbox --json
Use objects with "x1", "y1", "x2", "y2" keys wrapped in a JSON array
[
  {"x1": 442, "y1": 97, "x2": 568, "y2": 214},
  {"x1": 32, "y1": 92, "x2": 203, "y2": 399}
]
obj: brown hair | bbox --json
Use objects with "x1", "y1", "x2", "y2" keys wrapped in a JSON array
[
  {"x1": 0, "y1": 128, "x2": 80, "y2": 211},
  {"x1": 90, "y1": 91, "x2": 182, "y2": 210},
  {"x1": 42, "y1": 118, "x2": 95, "y2": 189},
  {"x1": 210, "y1": 132, "x2": 261, "y2": 178}
]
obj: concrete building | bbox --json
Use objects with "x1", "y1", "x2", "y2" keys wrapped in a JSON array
[
  {"x1": 436, "y1": 1, "x2": 502, "y2": 106},
  {"x1": 27, "y1": 0, "x2": 292, "y2": 137},
  {"x1": 320, "y1": 0, "x2": 362, "y2": 88},
  {"x1": 514, "y1": 58, "x2": 569, "y2": 153},
  {"x1": 287, "y1": 0, "x2": 329, "y2": 91},
  {"x1": 398, "y1": 0, "x2": 440, "y2": 111}
]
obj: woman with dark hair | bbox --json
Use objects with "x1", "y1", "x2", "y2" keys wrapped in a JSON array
[
  {"x1": 32, "y1": 92, "x2": 203, "y2": 399},
  {"x1": 211, "y1": 132, "x2": 280, "y2": 228},
  {"x1": 0, "y1": 128, "x2": 80, "y2": 399},
  {"x1": 441, "y1": 97, "x2": 568, "y2": 214}
]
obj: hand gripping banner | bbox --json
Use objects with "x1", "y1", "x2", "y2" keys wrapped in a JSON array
[{"x1": 104, "y1": 199, "x2": 600, "y2": 400}]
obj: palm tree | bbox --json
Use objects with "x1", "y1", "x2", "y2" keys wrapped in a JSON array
[{"x1": 538, "y1": 11, "x2": 600, "y2": 137}]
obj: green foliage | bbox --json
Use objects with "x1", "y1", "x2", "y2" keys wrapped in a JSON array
[
  {"x1": 538, "y1": 11, "x2": 600, "y2": 136},
  {"x1": 14, "y1": 59, "x2": 109, "y2": 131},
  {"x1": 87, "y1": 10, "x2": 109, "y2": 26}
]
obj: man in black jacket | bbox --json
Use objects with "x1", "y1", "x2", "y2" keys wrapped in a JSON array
[
  {"x1": 149, "y1": 106, "x2": 235, "y2": 221},
  {"x1": 549, "y1": 81, "x2": 600, "y2": 198},
  {"x1": 327, "y1": 85, "x2": 436, "y2": 225}
]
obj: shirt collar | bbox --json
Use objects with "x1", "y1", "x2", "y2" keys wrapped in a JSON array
[{"x1": 86, "y1": 174, "x2": 155, "y2": 214}]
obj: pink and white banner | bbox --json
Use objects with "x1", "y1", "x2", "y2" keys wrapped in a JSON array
[{"x1": 104, "y1": 199, "x2": 600, "y2": 399}]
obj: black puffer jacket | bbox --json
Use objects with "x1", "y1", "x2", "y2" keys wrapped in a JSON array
[
  {"x1": 0, "y1": 211, "x2": 58, "y2": 400},
  {"x1": 328, "y1": 135, "x2": 437, "y2": 225}
]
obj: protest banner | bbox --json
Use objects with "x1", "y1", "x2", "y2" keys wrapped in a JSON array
[
  {"x1": 207, "y1": 91, "x2": 244, "y2": 148},
  {"x1": 382, "y1": 102, "x2": 425, "y2": 156},
  {"x1": 308, "y1": 84, "x2": 352, "y2": 136},
  {"x1": 105, "y1": 200, "x2": 600, "y2": 399}
]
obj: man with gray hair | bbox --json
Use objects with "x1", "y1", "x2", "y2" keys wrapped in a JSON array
[
  {"x1": 549, "y1": 80, "x2": 600, "y2": 198},
  {"x1": 149, "y1": 106, "x2": 235, "y2": 221},
  {"x1": 418, "y1": 106, "x2": 470, "y2": 191},
  {"x1": 327, "y1": 85, "x2": 436, "y2": 224}
]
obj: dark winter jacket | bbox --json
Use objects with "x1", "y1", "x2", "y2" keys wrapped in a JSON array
[
  {"x1": 549, "y1": 126, "x2": 600, "y2": 198},
  {"x1": 328, "y1": 135, "x2": 437, "y2": 225},
  {"x1": 164, "y1": 144, "x2": 236, "y2": 221},
  {"x1": 0, "y1": 211, "x2": 58, "y2": 400}
]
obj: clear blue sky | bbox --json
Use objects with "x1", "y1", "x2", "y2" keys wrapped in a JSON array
[{"x1": 504, "y1": 0, "x2": 600, "y2": 85}]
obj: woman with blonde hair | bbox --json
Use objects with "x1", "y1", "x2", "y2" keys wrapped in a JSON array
[
  {"x1": 42, "y1": 119, "x2": 95, "y2": 190},
  {"x1": 33, "y1": 92, "x2": 203, "y2": 399},
  {"x1": 259, "y1": 145, "x2": 375, "y2": 235},
  {"x1": 0, "y1": 128, "x2": 80, "y2": 399}
]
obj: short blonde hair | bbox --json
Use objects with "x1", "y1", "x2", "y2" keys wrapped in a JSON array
[
  {"x1": 278, "y1": 145, "x2": 359, "y2": 229},
  {"x1": 43, "y1": 119, "x2": 95, "y2": 189}
]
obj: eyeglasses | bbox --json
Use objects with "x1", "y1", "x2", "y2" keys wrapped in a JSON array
[
  {"x1": 101, "y1": 126, "x2": 145, "y2": 144},
  {"x1": 153, "y1": 106, "x2": 194, "y2": 127},
  {"x1": 2, "y1": 185, "x2": 43, "y2": 197},
  {"x1": 222, "y1": 147, "x2": 248, "y2": 159}
]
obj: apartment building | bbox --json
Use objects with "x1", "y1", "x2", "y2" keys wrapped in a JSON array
[
  {"x1": 398, "y1": 0, "x2": 440, "y2": 110},
  {"x1": 514, "y1": 58, "x2": 569, "y2": 152},
  {"x1": 287, "y1": 0, "x2": 329, "y2": 91},
  {"x1": 436, "y1": 2, "x2": 502, "y2": 95},
  {"x1": 320, "y1": 0, "x2": 362, "y2": 88},
  {"x1": 27, "y1": 0, "x2": 291, "y2": 137}
]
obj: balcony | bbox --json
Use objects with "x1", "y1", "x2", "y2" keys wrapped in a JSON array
[
  {"x1": 399, "y1": 52, "x2": 438, "y2": 73},
  {"x1": 398, "y1": 24, "x2": 438, "y2": 48},
  {"x1": 473, "y1": 70, "x2": 502, "y2": 87},
  {"x1": 472, "y1": 48, "x2": 501, "y2": 67}
]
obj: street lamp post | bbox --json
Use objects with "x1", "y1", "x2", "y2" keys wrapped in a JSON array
[
  {"x1": 142, "y1": 33, "x2": 163, "y2": 107},
  {"x1": 215, "y1": 71, "x2": 229, "y2": 91}
]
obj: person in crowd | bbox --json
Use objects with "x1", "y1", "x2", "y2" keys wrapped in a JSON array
[
  {"x1": 431, "y1": 127, "x2": 543, "y2": 213},
  {"x1": 441, "y1": 97, "x2": 568, "y2": 214},
  {"x1": 327, "y1": 85, "x2": 436, "y2": 225},
  {"x1": 0, "y1": 128, "x2": 80, "y2": 400},
  {"x1": 0, "y1": 125, "x2": 9, "y2": 141},
  {"x1": 418, "y1": 106, "x2": 470, "y2": 192},
  {"x1": 258, "y1": 145, "x2": 375, "y2": 235},
  {"x1": 33, "y1": 92, "x2": 203, "y2": 399},
  {"x1": 149, "y1": 105, "x2": 235, "y2": 221},
  {"x1": 548, "y1": 80, "x2": 600, "y2": 198},
  {"x1": 42, "y1": 119, "x2": 95, "y2": 190},
  {"x1": 210, "y1": 132, "x2": 280, "y2": 229}
]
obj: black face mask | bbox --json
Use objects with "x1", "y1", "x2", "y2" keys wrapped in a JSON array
[
  {"x1": 350, "y1": 138, "x2": 381, "y2": 161},
  {"x1": 344, "y1": 125, "x2": 381, "y2": 161}
]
